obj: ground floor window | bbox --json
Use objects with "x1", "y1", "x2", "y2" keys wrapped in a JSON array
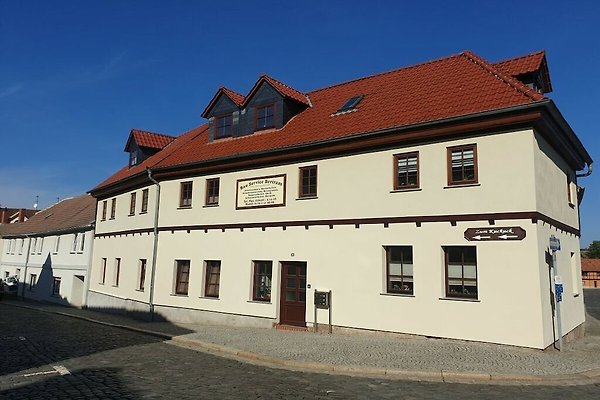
[
  {"x1": 114, "y1": 258, "x2": 121, "y2": 287},
  {"x1": 29, "y1": 274, "x2": 37, "y2": 291},
  {"x1": 139, "y1": 259, "x2": 147, "y2": 291},
  {"x1": 444, "y1": 246, "x2": 477, "y2": 299},
  {"x1": 52, "y1": 277, "x2": 61, "y2": 296},
  {"x1": 175, "y1": 260, "x2": 190, "y2": 295},
  {"x1": 253, "y1": 261, "x2": 272, "y2": 301},
  {"x1": 385, "y1": 246, "x2": 414, "y2": 295},
  {"x1": 205, "y1": 261, "x2": 221, "y2": 298},
  {"x1": 100, "y1": 258, "x2": 107, "y2": 284}
]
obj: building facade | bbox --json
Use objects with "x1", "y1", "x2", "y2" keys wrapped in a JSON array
[
  {"x1": 0, "y1": 195, "x2": 96, "y2": 307},
  {"x1": 88, "y1": 50, "x2": 593, "y2": 349},
  {"x1": 582, "y1": 259, "x2": 600, "y2": 288}
]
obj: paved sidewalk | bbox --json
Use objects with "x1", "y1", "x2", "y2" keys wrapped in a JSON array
[{"x1": 3, "y1": 296, "x2": 600, "y2": 385}]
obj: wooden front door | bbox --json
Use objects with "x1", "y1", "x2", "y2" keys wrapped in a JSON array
[{"x1": 280, "y1": 262, "x2": 307, "y2": 327}]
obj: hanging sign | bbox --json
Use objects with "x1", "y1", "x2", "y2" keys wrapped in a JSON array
[{"x1": 464, "y1": 227, "x2": 526, "y2": 242}]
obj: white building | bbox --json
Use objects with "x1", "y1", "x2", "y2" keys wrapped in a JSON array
[
  {"x1": 88, "y1": 50, "x2": 593, "y2": 349},
  {"x1": 0, "y1": 195, "x2": 96, "y2": 307}
]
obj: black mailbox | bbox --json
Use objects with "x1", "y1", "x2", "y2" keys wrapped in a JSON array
[{"x1": 314, "y1": 290, "x2": 330, "y2": 309}]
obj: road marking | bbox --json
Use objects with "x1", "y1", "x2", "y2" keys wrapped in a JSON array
[
  {"x1": 18, "y1": 336, "x2": 26, "y2": 341},
  {"x1": 22, "y1": 370, "x2": 58, "y2": 377},
  {"x1": 21, "y1": 365, "x2": 70, "y2": 378},
  {"x1": 53, "y1": 365, "x2": 70, "y2": 375}
]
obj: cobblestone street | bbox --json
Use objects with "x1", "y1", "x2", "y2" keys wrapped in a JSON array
[{"x1": 1, "y1": 304, "x2": 600, "y2": 399}]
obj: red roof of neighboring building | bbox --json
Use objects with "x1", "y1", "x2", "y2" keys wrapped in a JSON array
[
  {"x1": 125, "y1": 129, "x2": 175, "y2": 151},
  {"x1": 93, "y1": 50, "x2": 550, "y2": 192},
  {"x1": 582, "y1": 258, "x2": 600, "y2": 272},
  {"x1": 0, "y1": 195, "x2": 96, "y2": 237}
]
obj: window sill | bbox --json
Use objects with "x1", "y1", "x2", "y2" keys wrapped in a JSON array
[
  {"x1": 171, "y1": 293, "x2": 189, "y2": 297},
  {"x1": 439, "y1": 297, "x2": 480, "y2": 302},
  {"x1": 109, "y1": 218, "x2": 115, "y2": 220},
  {"x1": 112, "y1": 285, "x2": 119, "y2": 288},
  {"x1": 135, "y1": 289, "x2": 145, "y2": 292},
  {"x1": 203, "y1": 204, "x2": 219, "y2": 208},
  {"x1": 100, "y1": 219, "x2": 106, "y2": 222},
  {"x1": 177, "y1": 206, "x2": 192, "y2": 210},
  {"x1": 569, "y1": 202, "x2": 575, "y2": 209},
  {"x1": 443, "y1": 183, "x2": 480, "y2": 189},
  {"x1": 390, "y1": 188, "x2": 421, "y2": 193},
  {"x1": 380, "y1": 292, "x2": 415, "y2": 298},
  {"x1": 139, "y1": 211, "x2": 148, "y2": 215},
  {"x1": 296, "y1": 196, "x2": 318, "y2": 201},
  {"x1": 574, "y1": 293, "x2": 580, "y2": 298},
  {"x1": 200, "y1": 296, "x2": 220, "y2": 300},
  {"x1": 247, "y1": 299, "x2": 271, "y2": 304},
  {"x1": 128, "y1": 213, "x2": 135, "y2": 217}
]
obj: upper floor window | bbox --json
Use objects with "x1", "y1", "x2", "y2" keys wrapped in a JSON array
[
  {"x1": 79, "y1": 233, "x2": 85, "y2": 253},
  {"x1": 386, "y1": 246, "x2": 414, "y2": 295},
  {"x1": 110, "y1": 198, "x2": 116, "y2": 219},
  {"x1": 394, "y1": 152, "x2": 419, "y2": 190},
  {"x1": 101, "y1": 200, "x2": 107, "y2": 221},
  {"x1": 256, "y1": 104, "x2": 275, "y2": 130},
  {"x1": 215, "y1": 114, "x2": 233, "y2": 138},
  {"x1": 444, "y1": 246, "x2": 478, "y2": 299},
  {"x1": 53, "y1": 236, "x2": 60, "y2": 254},
  {"x1": 129, "y1": 192, "x2": 137, "y2": 215},
  {"x1": 141, "y1": 189, "x2": 149, "y2": 213},
  {"x1": 299, "y1": 166, "x2": 317, "y2": 198},
  {"x1": 447, "y1": 144, "x2": 477, "y2": 185},
  {"x1": 206, "y1": 178, "x2": 220, "y2": 206},
  {"x1": 180, "y1": 181, "x2": 193, "y2": 208}
]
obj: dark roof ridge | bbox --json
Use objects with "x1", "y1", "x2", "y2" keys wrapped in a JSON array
[
  {"x1": 307, "y1": 52, "x2": 464, "y2": 95},
  {"x1": 461, "y1": 50, "x2": 545, "y2": 102}
]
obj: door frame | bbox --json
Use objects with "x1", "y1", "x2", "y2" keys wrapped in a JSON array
[{"x1": 279, "y1": 261, "x2": 307, "y2": 327}]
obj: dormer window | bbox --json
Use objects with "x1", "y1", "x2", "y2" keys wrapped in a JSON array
[
  {"x1": 256, "y1": 104, "x2": 275, "y2": 130},
  {"x1": 216, "y1": 114, "x2": 233, "y2": 138},
  {"x1": 336, "y1": 95, "x2": 363, "y2": 113},
  {"x1": 129, "y1": 149, "x2": 139, "y2": 167}
]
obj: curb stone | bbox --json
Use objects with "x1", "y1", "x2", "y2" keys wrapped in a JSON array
[{"x1": 5, "y1": 301, "x2": 600, "y2": 386}]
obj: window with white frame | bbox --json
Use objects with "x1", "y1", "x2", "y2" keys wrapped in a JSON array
[
  {"x1": 54, "y1": 236, "x2": 60, "y2": 254},
  {"x1": 78, "y1": 233, "x2": 85, "y2": 253}
]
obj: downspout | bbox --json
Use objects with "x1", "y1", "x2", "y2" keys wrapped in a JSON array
[
  {"x1": 82, "y1": 227, "x2": 95, "y2": 308},
  {"x1": 20, "y1": 235, "x2": 32, "y2": 300},
  {"x1": 147, "y1": 168, "x2": 161, "y2": 321},
  {"x1": 576, "y1": 162, "x2": 593, "y2": 178}
]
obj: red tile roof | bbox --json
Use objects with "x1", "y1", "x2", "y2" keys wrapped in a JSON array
[
  {"x1": 93, "y1": 50, "x2": 549, "y2": 192},
  {"x1": 0, "y1": 195, "x2": 96, "y2": 236},
  {"x1": 582, "y1": 258, "x2": 600, "y2": 272},
  {"x1": 252, "y1": 74, "x2": 310, "y2": 106},
  {"x1": 221, "y1": 87, "x2": 245, "y2": 107},
  {"x1": 125, "y1": 129, "x2": 175, "y2": 151},
  {"x1": 492, "y1": 51, "x2": 546, "y2": 76}
]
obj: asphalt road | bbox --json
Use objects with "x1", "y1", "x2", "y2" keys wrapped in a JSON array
[{"x1": 1, "y1": 303, "x2": 600, "y2": 399}]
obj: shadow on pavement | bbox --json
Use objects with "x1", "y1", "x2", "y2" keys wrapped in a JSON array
[
  {"x1": 0, "y1": 303, "x2": 188, "y2": 376},
  {"x1": 0, "y1": 367, "x2": 137, "y2": 399}
]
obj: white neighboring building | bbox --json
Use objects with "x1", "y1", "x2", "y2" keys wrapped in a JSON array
[
  {"x1": 88, "y1": 50, "x2": 593, "y2": 349},
  {"x1": 0, "y1": 195, "x2": 96, "y2": 307}
]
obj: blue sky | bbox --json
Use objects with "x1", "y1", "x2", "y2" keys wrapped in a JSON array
[{"x1": 0, "y1": 1, "x2": 598, "y2": 245}]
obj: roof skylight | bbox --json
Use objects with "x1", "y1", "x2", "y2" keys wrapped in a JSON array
[{"x1": 336, "y1": 95, "x2": 363, "y2": 113}]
